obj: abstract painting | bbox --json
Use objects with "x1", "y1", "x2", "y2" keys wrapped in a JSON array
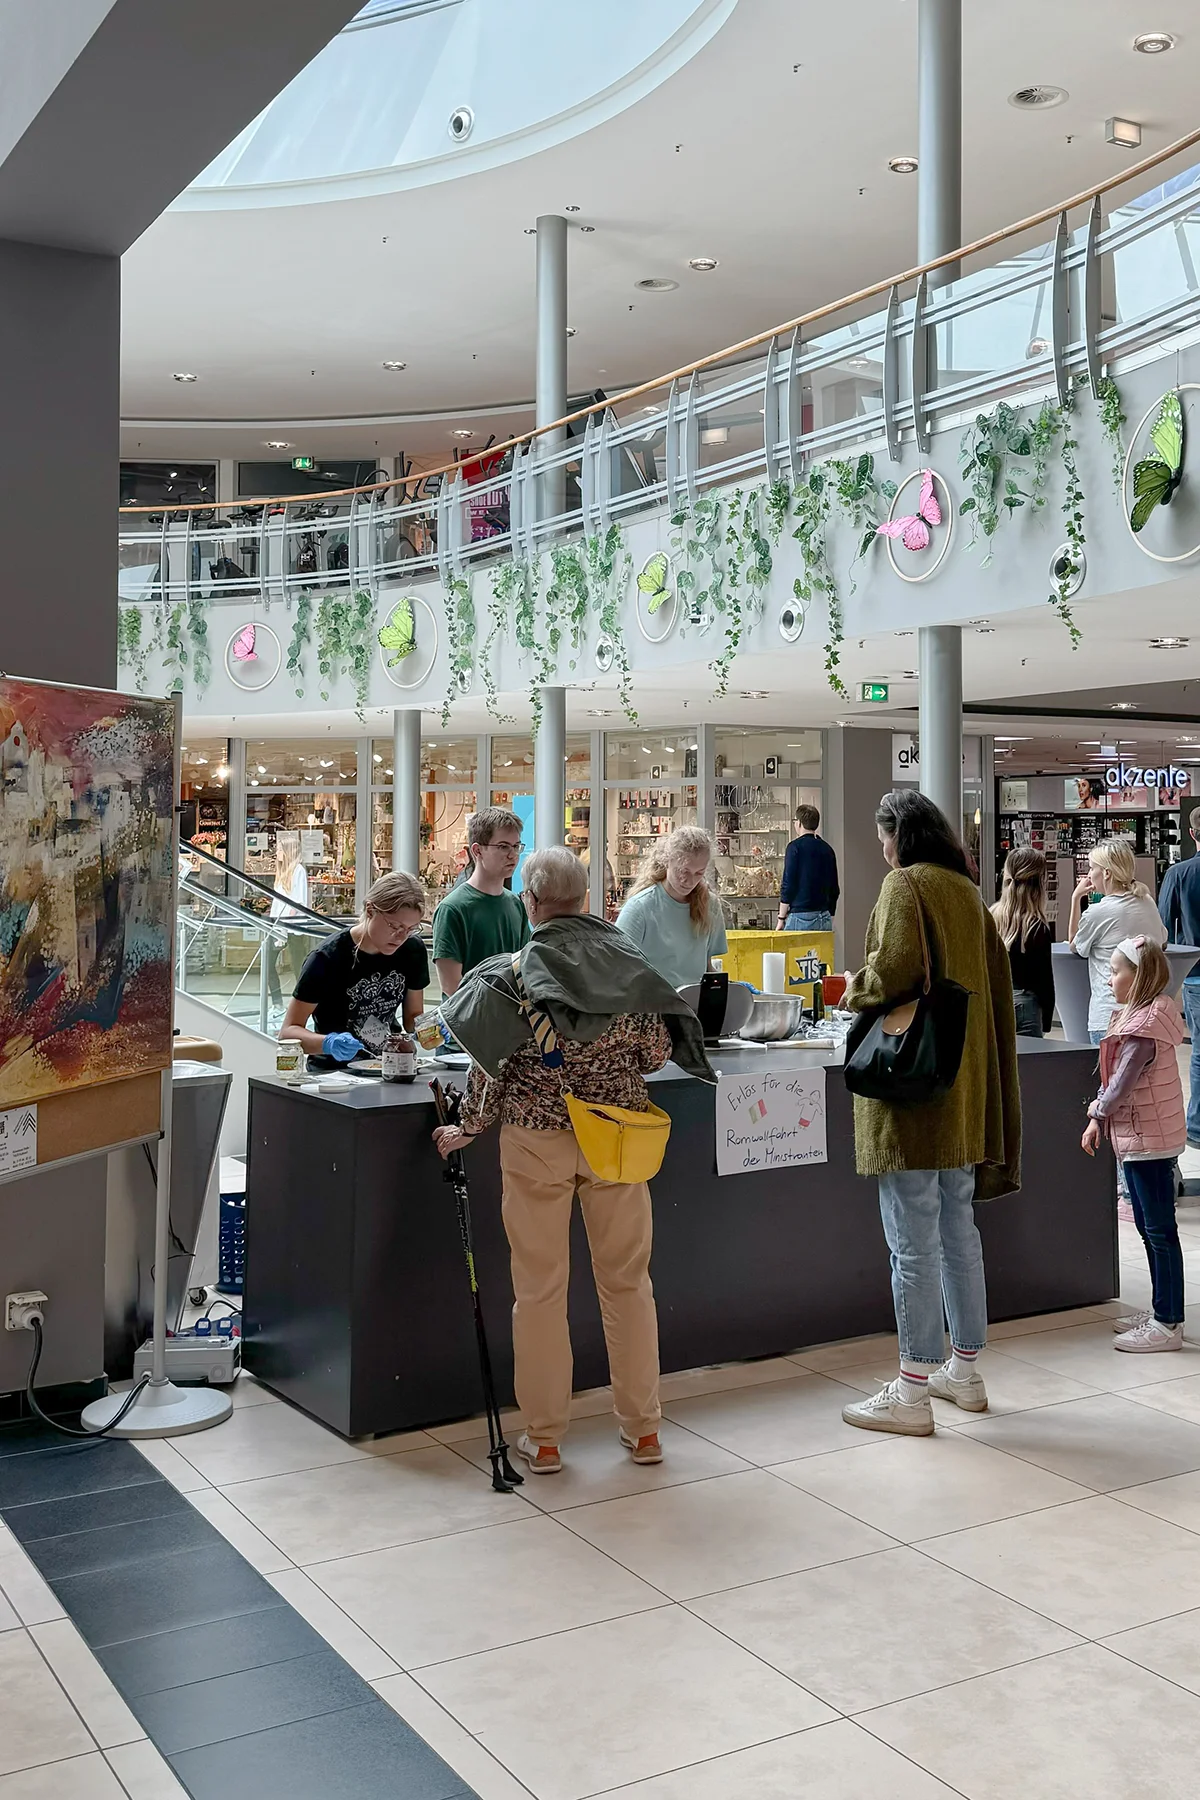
[{"x1": 0, "y1": 679, "x2": 175, "y2": 1105}]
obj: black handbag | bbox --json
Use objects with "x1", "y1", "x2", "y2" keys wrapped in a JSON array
[{"x1": 843, "y1": 868, "x2": 970, "y2": 1105}]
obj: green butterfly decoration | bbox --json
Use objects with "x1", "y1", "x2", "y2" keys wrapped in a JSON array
[
  {"x1": 378, "y1": 597, "x2": 417, "y2": 665},
  {"x1": 1130, "y1": 391, "x2": 1184, "y2": 533},
  {"x1": 637, "y1": 552, "x2": 671, "y2": 614}
]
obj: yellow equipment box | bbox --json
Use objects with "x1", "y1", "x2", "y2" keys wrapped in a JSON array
[{"x1": 719, "y1": 929, "x2": 835, "y2": 1006}]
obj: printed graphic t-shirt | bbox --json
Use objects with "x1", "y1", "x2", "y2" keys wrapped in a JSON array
[{"x1": 294, "y1": 929, "x2": 430, "y2": 1060}]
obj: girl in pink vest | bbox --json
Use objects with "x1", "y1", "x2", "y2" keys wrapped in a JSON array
[{"x1": 1082, "y1": 936, "x2": 1186, "y2": 1352}]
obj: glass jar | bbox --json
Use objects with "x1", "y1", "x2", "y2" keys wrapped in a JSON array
[
  {"x1": 381, "y1": 1030, "x2": 418, "y2": 1083},
  {"x1": 275, "y1": 1039, "x2": 303, "y2": 1083}
]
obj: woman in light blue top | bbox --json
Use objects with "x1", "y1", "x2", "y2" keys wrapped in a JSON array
[{"x1": 616, "y1": 825, "x2": 727, "y2": 990}]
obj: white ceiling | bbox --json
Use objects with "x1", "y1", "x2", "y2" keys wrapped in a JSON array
[{"x1": 120, "y1": 0, "x2": 1200, "y2": 462}]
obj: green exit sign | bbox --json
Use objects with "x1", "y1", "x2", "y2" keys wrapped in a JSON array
[
  {"x1": 291, "y1": 456, "x2": 316, "y2": 471},
  {"x1": 859, "y1": 682, "x2": 889, "y2": 703}
]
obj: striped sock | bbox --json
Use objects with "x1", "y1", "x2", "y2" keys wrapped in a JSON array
[
  {"x1": 897, "y1": 1362, "x2": 930, "y2": 1404},
  {"x1": 949, "y1": 1347, "x2": 979, "y2": 1381}
]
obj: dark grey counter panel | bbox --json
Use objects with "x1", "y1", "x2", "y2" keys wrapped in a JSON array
[{"x1": 243, "y1": 1042, "x2": 1115, "y2": 1438}]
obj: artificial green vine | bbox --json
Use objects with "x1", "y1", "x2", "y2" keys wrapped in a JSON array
[
  {"x1": 546, "y1": 545, "x2": 590, "y2": 668},
  {"x1": 1095, "y1": 374, "x2": 1126, "y2": 492},
  {"x1": 286, "y1": 596, "x2": 313, "y2": 698},
  {"x1": 669, "y1": 493, "x2": 722, "y2": 636},
  {"x1": 163, "y1": 604, "x2": 186, "y2": 694},
  {"x1": 587, "y1": 526, "x2": 637, "y2": 723},
  {"x1": 763, "y1": 477, "x2": 792, "y2": 544},
  {"x1": 1050, "y1": 386, "x2": 1084, "y2": 648},
  {"x1": 831, "y1": 453, "x2": 896, "y2": 578},
  {"x1": 790, "y1": 470, "x2": 844, "y2": 696},
  {"x1": 480, "y1": 564, "x2": 518, "y2": 722},
  {"x1": 185, "y1": 596, "x2": 211, "y2": 695},
  {"x1": 117, "y1": 606, "x2": 148, "y2": 693},
  {"x1": 441, "y1": 575, "x2": 476, "y2": 728},
  {"x1": 958, "y1": 402, "x2": 1038, "y2": 555},
  {"x1": 314, "y1": 590, "x2": 374, "y2": 716}
]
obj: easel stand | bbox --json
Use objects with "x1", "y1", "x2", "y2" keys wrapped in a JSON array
[{"x1": 82, "y1": 1066, "x2": 232, "y2": 1437}]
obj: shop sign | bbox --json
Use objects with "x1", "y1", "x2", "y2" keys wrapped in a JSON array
[
  {"x1": 1101, "y1": 763, "x2": 1189, "y2": 790},
  {"x1": 715, "y1": 1068, "x2": 828, "y2": 1175},
  {"x1": 859, "y1": 682, "x2": 889, "y2": 703}
]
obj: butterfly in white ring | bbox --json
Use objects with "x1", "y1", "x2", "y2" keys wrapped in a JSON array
[
  {"x1": 636, "y1": 552, "x2": 671, "y2": 613},
  {"x1": 876, "y1": 469, "x2": 942, "y2": 552},
  {"x1": 231, "y1": 624, "x2": 258, "y2": 662}
]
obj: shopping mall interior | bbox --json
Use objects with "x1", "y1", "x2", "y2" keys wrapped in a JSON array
[{"x1": 7, "y1": 2, "x2": 1200, "y2": 1796}]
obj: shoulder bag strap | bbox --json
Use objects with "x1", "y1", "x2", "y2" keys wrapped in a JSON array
[
  {"x1": 510, "y1": 952, "x2": 565, "y2": 1069},
  {"x1": 897, "y1": 868, "x2": 933, "y2": 997}
]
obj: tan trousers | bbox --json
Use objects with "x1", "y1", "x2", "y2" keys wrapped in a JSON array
[{"x1": 498, "y1": 1124, "x2": 661, "y2": 1447}]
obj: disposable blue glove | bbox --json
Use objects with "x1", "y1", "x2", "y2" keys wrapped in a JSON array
[{"x1": 323, "y1": 1031, "x2": 366, "y2": 1063}]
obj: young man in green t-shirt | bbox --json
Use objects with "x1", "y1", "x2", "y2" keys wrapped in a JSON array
[{"x1": 433, "y1": 807, "x2": 531, "y2": 996}]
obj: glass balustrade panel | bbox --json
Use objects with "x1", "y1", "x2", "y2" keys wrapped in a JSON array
[{"x1": 1111, "y1": 164, "x2": 1200, "y2": 331}]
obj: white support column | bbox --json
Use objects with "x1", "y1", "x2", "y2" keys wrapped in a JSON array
[
  {"x1": 226, "y1": 737, "x2": 247, "y2": 875},
  {"x1": 916, "y1": 0, "x2": 964, "y2": 831},
  {"x1": 355, "y1": 735, "x2": 373, "y2": 913},
  {"x1": 392, "y1": 709, "x2": 422, "y2": 876},
  {"x1": 589, "y1": 728, "x2": 606, "y2": 917},
  {"x1": 536, "y1": 213, "x2": 568, "y2": 525},
  {"x1": 534, "y1": 687, "x2": 566, "y2": 850}
]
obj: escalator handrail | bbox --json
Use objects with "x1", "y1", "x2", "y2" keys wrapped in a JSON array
[{"x1": 183, "y1": 841, "x2": 353, "y2": 931}]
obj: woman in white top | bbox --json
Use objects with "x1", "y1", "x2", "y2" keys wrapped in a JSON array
[
  {"x1": 267, "y1": 836, "x2": 311, "y2": 1006},
  {"x1": 1070, "y1": 838, "x2": 1167, "y2": 1044}
]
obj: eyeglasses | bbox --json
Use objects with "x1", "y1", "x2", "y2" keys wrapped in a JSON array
[{"x1": 483, "y1": 840, "x2": 523, "y2": 855}]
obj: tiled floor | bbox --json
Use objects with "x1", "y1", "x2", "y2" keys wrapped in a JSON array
[{"x1": 4, "y1": 1214, "x2": 1200, "y2": 1798}]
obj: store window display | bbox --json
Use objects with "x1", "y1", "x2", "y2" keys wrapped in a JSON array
[
  {"x1": 713, "y1": 729, "x2": 821, "y2": 931},
  {"x1": 244, "y1": 739, "x2": 358, "y2": 918}
]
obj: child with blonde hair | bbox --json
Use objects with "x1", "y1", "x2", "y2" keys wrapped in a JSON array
[{"x1": 1082, "y1": 936, "x2": 1187, "y2": 1352}]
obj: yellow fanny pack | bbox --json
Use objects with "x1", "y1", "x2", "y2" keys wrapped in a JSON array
[{"x1": 511, "y1": 955, "x2": 671, "y2": 1183}]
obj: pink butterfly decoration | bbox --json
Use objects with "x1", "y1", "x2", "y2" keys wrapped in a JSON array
[
  {"x1": 232, "y1": 624, "x2": 258, "y2": 662},
  {"x1": 876, "y1": 468, "x2": 941, "y2": 552}
]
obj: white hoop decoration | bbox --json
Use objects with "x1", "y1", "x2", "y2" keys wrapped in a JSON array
[
  {"x1": 1122, "y1": 384, "x2": 1200, "y2": 564},
  {"x1": 225, "y1": 621, "x2": 281, "y2": 691},
  {"x1": 635, "y1": 553, "x2": 677, "y2": 643},
  {"x1": 595, "y1": 636, "x2": 616, "y2": 672},
  {"x1": 378, "y1": 595, "x2": 439, "y2": 689},
  {"x1": 1048, "y1": 541, "x2": 1086, "y2": 596},
  {"x1": 879, "y1": 467, "x2": 954, "y2": 583},
  {"x1": 778, "y1": 599, "x2": 806, "y2": 642}
]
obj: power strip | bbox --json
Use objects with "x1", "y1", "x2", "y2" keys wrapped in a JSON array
[{"x1": 132, "y1": 1329, "x2": 241, "y2": 1387}]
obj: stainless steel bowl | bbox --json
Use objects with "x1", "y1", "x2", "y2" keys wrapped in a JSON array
[{"x1": 738, "y1": 995, "x2": 805, "y2": 1041}]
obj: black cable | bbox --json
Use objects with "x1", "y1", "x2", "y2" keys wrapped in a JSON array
[{"x1": 24, "y1": 1316, "x2": 150, "y2": 1440}]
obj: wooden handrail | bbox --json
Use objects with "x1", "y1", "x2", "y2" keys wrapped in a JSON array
[{"x1": 120, "y1": 123, "x2": 1200, "y2": 517}]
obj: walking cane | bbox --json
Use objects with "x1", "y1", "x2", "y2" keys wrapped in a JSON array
[{"x1": 430, "y1": 1079, "x2": 523, "y2": 1493}]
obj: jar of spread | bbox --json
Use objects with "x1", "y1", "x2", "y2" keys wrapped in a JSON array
[
  {"x1": 381, "y1": 1029, "x2": 418, "y2": 1083},
  {"x1": 275, "y1": 1039, "x2": 303, "y2": 1083}
]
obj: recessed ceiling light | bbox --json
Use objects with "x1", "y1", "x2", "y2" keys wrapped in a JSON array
[
  {"x1": 579, "y1": 225, "x2": 595, "y2": 233},
  {"x1": 738, "y1": 690, "x2": 770, "y2": 700},
  {"x1": 888, "y1": 155, "x2": 918, "y2": 174},
  {"x1": 1009, "y1": 85, "x2": 1069, "y2": 109},
  {"x1": 171, "y1": 371, "x2": 198, "y2": 382},
  {"x1": 976, "y1": 627, "x2": 995, "y2": 634},
  {"x1": 1134, "y1": 31, "x2": 1175, "y2": 53},
  {"x1": 265, "y1": 440, "x2": 291, "y2": 449},
  {"x1": 635, "y1": 278, "x2": 679, "y2": 292},
  {"x1": 966, "y1": 619, "x2": 990, "y2": 626},
  {"x1": 565, "y1": 204, "x2": 581, "y2": 212},
  {"x1": 1111, "y1": 701, "x2": 1138, "y2": 711},
  {"x1": 451, "y1": 428, "x2": 474, "y2": 438},
  {"x1": 894, "y1": 630, "x2": 914, "y2": 637},
  {"x1": 1106, "y1": 116, "x2": 1142, "y2": 149},
  {"x1": 523, "y1": 227, "x2": 537, "y2": 235},
  {"x1": 688, "y1": 257, "x2": 719, "y2": 271},
  {"x1": 1149, "y1": 636, "x2": 1188, "y2": 649},
  {"x1": 382, "y1": 360, "x2": 407, "y2": 371}
]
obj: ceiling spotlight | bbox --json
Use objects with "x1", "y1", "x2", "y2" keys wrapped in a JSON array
[
  {"x1": 1134, "y1": 31, "x2": 1175, "y2": 53},
  {"x1": 888, "y1": 155, "x2": 918, "y2": 174},
  {"x1": 966, "y1": 619, "x2": 990, "y2": 627},
  {"x1": 265, "y1": 440, "x2": 291, "y2": 449},
  {"x1": 451, "y1": 428, "x2": 474, "y2": 438},
  {"x1": 1149, "y1": 636, "x2": 1188, "y2": 649},
  {"x1": 1008, "y1": 85, "x2": 1069, "y2": 109},
  {"x1": 523, "y1": 227, "x2": 537, "y2": 235},
  {"x1": 635, "y1": 278, "x2": 679, "y2": 292},
  {"x1": 579, "y1": 225, "x2": 595, "y2": 233},
  {"x1": 1106, "y1": 116, "x2": 1143, "y2": 149},
  {"x1": 382, "y1": 360, "x2": 407, "y2": 371},
  {"x1": 738, "y1": 690, "x2": 771, "y2": 701},
  {"x1": 1111, "y1": 701, "x2": 1138, "y2": 711},
  {"x1": 688, "y1": 256, "x2": 719, "y2": 271},
  {"x1": 171, "y1": 372, "x2": 198, "y2": 382}
]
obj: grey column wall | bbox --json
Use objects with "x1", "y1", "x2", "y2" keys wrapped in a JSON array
[
  {"x1": 534, "y1": 687, "x2": 566, "y2": 850},
  {"x1": 393, "y1": 709, "x2": 422, "y2": 876},
  {"x1": 824, "y1": 727, "x2": 893, "y2": 971},
  {"x1": 0, "y1": 240, "x2": 119, "y2": 686}
]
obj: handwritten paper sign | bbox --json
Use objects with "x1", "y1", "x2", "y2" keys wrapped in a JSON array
[{"x1": 715, "y1": 1068, "x2": 827, "y2": 1176}]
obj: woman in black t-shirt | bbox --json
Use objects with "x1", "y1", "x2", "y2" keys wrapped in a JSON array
[
  {"x1": 280, "y1": 870, "x2": 429, "y2": 1068},
  {"x1": 991, "y1": 848, "x2": 1055, "y2": 1036}
]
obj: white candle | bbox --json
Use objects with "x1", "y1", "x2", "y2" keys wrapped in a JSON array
[{"x1": 762, "y1": 952, "x2": 786, "y2": 994}]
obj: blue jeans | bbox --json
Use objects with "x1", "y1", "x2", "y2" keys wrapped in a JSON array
[
  {"x1": 785, "y1": 910, "x2": 833, "y2": 932},
  {"x1": 1013, "y1": 989, "x2": 1043, "y2": 1038},
  {"x1": 1123, "y1": 1159, "x2": 1185, "y2": 1325},
  {"x1": 1183, "y1": 980, "x2": 1200, "y2": 1144},
  {"x1": 877, "y1": 1166, "x2": 988, "y2": 1364}
]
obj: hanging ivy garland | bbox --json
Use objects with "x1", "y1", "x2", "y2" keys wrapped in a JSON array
[
  {"x1": 1049, "y1": 386, "x2": 1084, "y2": 648},
  {"x1": 441, "y1": 575, "x2": 476, "y2": 728},
  {"x1": 669, "y1": 493, "x2": 722, "y2": 636},
  {"x1": 314, "y1": 591, "x2": 374, "y2": 716},
  {"x1": 185, "y1": 597, "x2": 211, "y2": 695},
  {"x1": 117, "y1": 606, "x2": 149, "y2": 693},
  {"x1": 1095, "y1": 374, "x2": 1127, "y2": 493},
  {"x1": 480, "y1": 564, "x2": 518, "y2": 722},
  {"x1": 286, "y1": 596, "x2": 313, "y2": 698},
  {"x1": 586, "y1": 525, "x2": 636, "y2": 723},
  {"x1": 163, "y1": 604, "x2": 186, "y2": 694},
  {"x1": 546, "y1": 545, "x2": 590, "y2": 669},
  {"x1": 790, "y1": 470, "x2": 844, "y2": 696}
]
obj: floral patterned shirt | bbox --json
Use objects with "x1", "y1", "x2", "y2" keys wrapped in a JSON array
[{"x1": 459, "y1": 1012, "x2": 673, "y2": 1135}]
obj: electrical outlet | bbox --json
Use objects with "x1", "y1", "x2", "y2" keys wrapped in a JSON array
[{"x1": 4, "y1": 1291, "x2": 47, "y2": 1330}]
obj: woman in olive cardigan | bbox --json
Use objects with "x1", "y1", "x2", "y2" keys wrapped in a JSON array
[{"x1": 841, "y1": 791, "x2": 1021, "y2": 1439}]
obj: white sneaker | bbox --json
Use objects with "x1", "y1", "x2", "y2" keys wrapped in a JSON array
[
  {"x1": 928, "y1": 1362, "x2": 989, "y2": 1412},
  {"x1": 515, "y1": 1433, "x2": 562, "y2": 1473},
  {"x1": 1113, "y1": 1318, "x2": 1183, "y2": 1354},
  {"x1": 1112, "y1": 1308, "x2": 1150, "y2": 1334},
  {"x1": 842, "y1": 1379, "x2": 934, "y2": 1437}
]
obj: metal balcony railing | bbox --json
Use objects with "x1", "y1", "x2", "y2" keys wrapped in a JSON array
[{"x1": 120, "y1": 127, "x2": 1200, "y2": 612}]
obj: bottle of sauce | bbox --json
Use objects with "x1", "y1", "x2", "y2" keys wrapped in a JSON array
[{"x1": 382, "y1": 1029, "x2": 418, "y2": 1083}]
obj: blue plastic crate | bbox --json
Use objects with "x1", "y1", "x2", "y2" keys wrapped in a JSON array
[{"x1": 216, "y1": 1191, "x2": 246, "y2": 1294}]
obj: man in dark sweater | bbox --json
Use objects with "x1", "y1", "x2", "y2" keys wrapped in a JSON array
[
  {"x1": 1158, "y1": 803, "x2": 1200, "y2": 1146},
  {"x1": 777, "y1": 804, "x2": 839, "y2": 931}
]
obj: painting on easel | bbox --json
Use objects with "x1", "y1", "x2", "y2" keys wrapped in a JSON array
[{"x1": 0, "y1": 678, "x2": 175, "y2": 1106}]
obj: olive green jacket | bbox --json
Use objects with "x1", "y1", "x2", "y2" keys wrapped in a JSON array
[{"x1": 845, "y1": 864, "x2": 1021, "y2": 1200}]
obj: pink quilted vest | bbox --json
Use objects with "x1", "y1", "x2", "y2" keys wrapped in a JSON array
[{"x1": 1098, "y1": 993, "x2": 1186, "y2": 1159}]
